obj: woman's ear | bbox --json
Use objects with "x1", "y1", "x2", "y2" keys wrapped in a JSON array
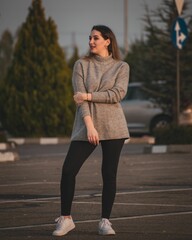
[{"x1": 106, "y1": 38, "x2": 111, "y2": 47}]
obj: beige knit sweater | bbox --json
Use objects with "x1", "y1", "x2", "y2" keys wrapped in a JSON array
[{"x1": 71, "y1": 54, "x2": 130, "y2": 141}]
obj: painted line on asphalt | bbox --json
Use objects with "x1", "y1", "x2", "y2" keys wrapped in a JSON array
[
  {"x1": 127, "y1": 166, "x2": 190, "y2": 171},
  {"x1": 92, "y1": 188, "x2": 192, "y2": 198},
  {"x1": 21, "y1": 152, "x2": 67, "y2": 159},
  {"x1": 0, "y1": 188, "x2": 191, "y2": 204},
  {"x1": 0, "y1": 181, "x2": 58, "y2": 187},
  {"x1": 0, "y1": 211, "x2": 192, "y2": 231},
  {"x1": 116, "y1": 188, "x2": 192, "y2": 195},
  {"x1": 73, "y1": 201, "x2": 192, "y2": 208},
  {"x1": 1, "y1": 198, "x2": 191, "y2": 209}
]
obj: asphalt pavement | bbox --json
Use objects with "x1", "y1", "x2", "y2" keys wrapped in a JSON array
[{"x1": 0, "y1": 142, "x2": 192, "y2": 240}]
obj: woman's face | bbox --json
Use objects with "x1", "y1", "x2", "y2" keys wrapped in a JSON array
[{"x1": 89, "y1": 30, "x2": 110, "y2": 57}]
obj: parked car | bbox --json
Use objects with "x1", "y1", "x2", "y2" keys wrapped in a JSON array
[{"x1": 121, "y1": 82, "x2": 192, "y2": 135}]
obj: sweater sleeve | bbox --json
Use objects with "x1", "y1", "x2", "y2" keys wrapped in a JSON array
[
  {"x1": 91, "y1": 62, "x2": 129, "y2": 103},
  {"x1": 72, "y1": 60, "x2": 91, "y2": 118}
]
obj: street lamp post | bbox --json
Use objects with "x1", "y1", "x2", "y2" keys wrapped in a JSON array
[{"x1": 124, "y1": 0, "x2": 128, "y2": 55}]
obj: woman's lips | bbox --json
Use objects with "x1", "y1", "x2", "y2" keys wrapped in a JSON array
[{"x1": 90, "y1": 46, "x2": 96, "y2": 50}]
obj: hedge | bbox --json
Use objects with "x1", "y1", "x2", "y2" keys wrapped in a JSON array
[{"x1": 154, "y1": 125, "x2": 192, "y2": 145}]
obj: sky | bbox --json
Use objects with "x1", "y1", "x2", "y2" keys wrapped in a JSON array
[{"x1": 0, "y1": 0, "x2": 191, "y2": 56}]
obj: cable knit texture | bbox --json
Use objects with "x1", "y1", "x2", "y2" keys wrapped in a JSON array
[{"x1": 71, "y1": 54, "x2": 130, "y2": 141}]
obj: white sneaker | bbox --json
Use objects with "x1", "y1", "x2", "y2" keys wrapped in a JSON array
[
  {"x1": 98, "y1": 218, "x2": 116, "y2": 235},
  {"x1": 52, "y1": 216, "x2": 75, "y2": 236}
]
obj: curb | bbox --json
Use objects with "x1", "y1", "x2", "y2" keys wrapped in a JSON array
[
  {"x1": 8, "y1": 137, "x2": 155, "y2": 145},
  {"x1": 144, "y1": 144, "x2": 192, "y2": 154},
  {"x1": 2, "y1": 138, "x2": 192, "y2": 155},
  {"x1": 0, "y1": 142, "x2": 18, "y2": 163},
  {"x1": 8, "y1": 137, "x2": 71, "y2": 145},
  {"x1": 0, "y1": 152, "x2": 20, "y2": 162}
]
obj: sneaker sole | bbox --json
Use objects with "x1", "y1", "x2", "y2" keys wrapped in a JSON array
[
  {"x1": 98, "y1": 230, "x2": 116, "y2": 235},
  {"x1": 52, "y1": 224, "x2": 75, "y2": 236}
]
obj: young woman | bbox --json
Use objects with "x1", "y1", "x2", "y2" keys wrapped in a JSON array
[{"x1": 53, "y1": 25, "x2": 130, "y2": 236}]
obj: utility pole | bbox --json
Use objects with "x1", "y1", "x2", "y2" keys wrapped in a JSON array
[
  {"x1": 71, "y1": 32, "x2": 76, "y2": 48},
  {"x1": 124, "y1": 0, "x2": 128, "y2": 55},
  {"x1": 171, "y1": 0, "x2": 188, "y2": 125},
  {"x1": 176, "y1": 49, "x2": 180, "y2": 125}
]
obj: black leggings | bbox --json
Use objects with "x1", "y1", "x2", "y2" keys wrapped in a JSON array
[{"x1": 60, "y1": 139, "x2": 125, "y2": 219}]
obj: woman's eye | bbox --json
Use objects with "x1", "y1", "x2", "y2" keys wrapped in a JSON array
[{"x1": 89, "y1": 36, "x2": 99, "y2": 41}]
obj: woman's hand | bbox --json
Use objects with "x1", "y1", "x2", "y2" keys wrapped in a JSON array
[
  {"x1": 73, "y1": 92, "x2": 91, "y2": 105},
  {"x1": 87, "y1": 126, "x2": 99, "y2": 145},
  {"x1": 73, "y1": 92, "x2": 85, "y2": 105},
  {"x1": 83, "y1": 115, "x2": 98, "y2": 145}
]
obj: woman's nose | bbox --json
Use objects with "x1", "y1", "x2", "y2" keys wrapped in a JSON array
[{"x1": 89, "y1": 38, "x2": 93, "y2": 44}]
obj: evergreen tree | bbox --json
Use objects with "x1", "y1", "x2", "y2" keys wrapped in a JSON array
[
  {"x1": 0, "y1": 30, "x2": 13, "y2": 80},
  {"x1": 0, "y1": 30, "x2": 14, "y2": 128},
  {"x1": 1, "y1": 0, "x2": 74, "y2": 137},
  {"x1": 125, "y1": 0, "x2": 192, "y2": 122}
]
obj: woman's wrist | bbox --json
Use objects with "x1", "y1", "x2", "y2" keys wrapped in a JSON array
[{"x1": 84, "y1": 93, "x2": 91, "y2": 101}]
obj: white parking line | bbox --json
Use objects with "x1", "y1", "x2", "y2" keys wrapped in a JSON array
[
  {"x1": 0, "y1": 188, "x2": 191, "y2": 204},
  {"x1": 73, "y1": 201, "x2": 192, "y2": 208},
  {"x1": 0, "y1": 182, "x2": 58, "y2": 187},
  {"x1": 21, "y1": 152, "x2": 67, "y2": 159},
  {"x1": 0, "y1": 211, "x2": 192, "y2": 231},
  {"x1": 92, "y1": 188, "x2": 192, "y2": 197}
]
